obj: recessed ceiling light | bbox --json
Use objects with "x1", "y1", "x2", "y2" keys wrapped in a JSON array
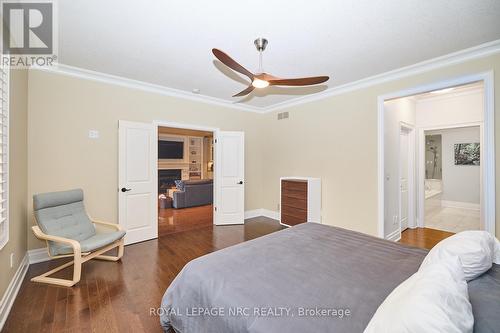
[
  {"x1": 430, "y1": 87, "x2": 454, "y2": 94},
  {"x1": 192, "y1": 88, "x2": 200, "y2": 94}
]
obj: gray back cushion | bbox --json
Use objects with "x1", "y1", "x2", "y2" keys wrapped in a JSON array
[{"x1": 34, "y1": 189, "x2": 96, "y2": 254}]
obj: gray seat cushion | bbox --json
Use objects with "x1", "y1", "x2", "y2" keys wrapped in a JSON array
[
  {"x1": 33, "y1": 189, "x2": 124, "y2": 256},
  {"x1": 55, "y1": 230, "x2": 126, "y2": 255}
]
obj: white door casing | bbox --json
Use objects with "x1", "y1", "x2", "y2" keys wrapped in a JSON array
[
  {"x1": 215, "y1": 131, "x2": 245, "y2": 225},
  {"x1": 377, "y1": 72, "x2": 495, "y2": 238},
  {"x1": 399, "y1": 128, "x2": 410, "y2": 231},
  {"x1": 119, "y1": 120, "x2": 157, "y2": 244}
]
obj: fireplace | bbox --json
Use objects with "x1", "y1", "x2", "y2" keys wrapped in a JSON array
[{"x1": 158, "y1": 169, "x2": 182, "y2": 193}]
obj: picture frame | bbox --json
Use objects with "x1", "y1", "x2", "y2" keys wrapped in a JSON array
[{"x1": 454, "y1": 143, "x2": 480, "y2": 165}]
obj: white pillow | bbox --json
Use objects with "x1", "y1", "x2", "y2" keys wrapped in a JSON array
[
  {"x1": 420, "y1": 230, "x2": 499, "y2": 281},
  {"x1": 364, "y1": 255, "x2": 473, "y2": 333}
]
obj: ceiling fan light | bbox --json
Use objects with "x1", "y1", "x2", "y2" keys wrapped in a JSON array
[{"x1": 252, "y1": 78, "x2": 269, "y2": 88}]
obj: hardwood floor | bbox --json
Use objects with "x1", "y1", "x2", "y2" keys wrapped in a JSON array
[
  {"x1": 400, "y1": 227, "x2": 455, "y2": 250},
  {"x1": 4, "y1": 221, "x2": 446, "y2": 332},
  {"x1": 158, "y1": 204, "x2": 213, "y2": 236},
  {"x1": 3, "y1": 217, "x2": 284, "y2": 333}
]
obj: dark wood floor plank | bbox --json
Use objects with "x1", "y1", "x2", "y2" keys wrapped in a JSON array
[
  {"x1": 399, "y1": 227, "x2": 454, "y2": 249},
  {"x1": 52, "y1": 287, "x2": 68, "y2": 332},
  {"x1": 158, "y1": 204, "x2": 213, "y2": 236}
]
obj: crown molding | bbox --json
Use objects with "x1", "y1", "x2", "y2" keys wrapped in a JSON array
[
  {"x1": 30, "y1": 64, "x2": 264, "y2": 113},
  {"x1": 260, "y1": 39, "x2": 500, "y2": 113},
  {"x1": 30, "y1": 39, "x2": 500, "y2": 114}
]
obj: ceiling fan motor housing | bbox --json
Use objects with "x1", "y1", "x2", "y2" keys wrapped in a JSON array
[{"x1": 254, "y1": 38, "x2": 268, "y2": 52}]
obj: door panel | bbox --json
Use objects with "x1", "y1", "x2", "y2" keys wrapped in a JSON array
[
  {"x1": 119, "y1": 120, "x2": 157, "y2": 244},
  {"x1": 215, "y1": 131, "x2": 244, "y2": 225}
]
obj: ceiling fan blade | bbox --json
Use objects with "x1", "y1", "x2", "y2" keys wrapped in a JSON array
[
  {"x1": 212, "y1": 48, "x2": 254, "y2": 80},
  {"x1": 233, "y1": 85, "x2": 255, "y2": 97},
  {"x1": 269, "y1": 76, "x2": 329, "y2": 86}
]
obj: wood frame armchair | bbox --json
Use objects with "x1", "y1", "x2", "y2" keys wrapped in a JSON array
[{"x1": 31, "y1": 189, "x2": 125, "y2": 287}]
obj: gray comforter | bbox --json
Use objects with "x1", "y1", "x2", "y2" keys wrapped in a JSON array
[{"x1": 160, "y1": 223, "x2": 427, "y2": 332}]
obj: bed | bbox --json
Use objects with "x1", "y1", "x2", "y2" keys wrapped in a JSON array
[{"x1": 160, "y1": 223, "x2": 500, "y2": 333}]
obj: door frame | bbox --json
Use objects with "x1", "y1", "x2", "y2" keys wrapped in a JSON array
[
  {"x1": 152, "y1": 120, "x2": 220, "y2": 230},
  {"x1": 417, "y1": 122, "x2": 483, "y2": 229},
  {"x1": 398, "y1": 122, "x2": 416, "y2": 239},
  {"x1": 377, "y1": 71, "x2": 495, "y2": 238}
]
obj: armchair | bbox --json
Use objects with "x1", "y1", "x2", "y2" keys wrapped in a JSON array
[{"x1": 31, "y1": 189, "x2": 125, "y2": 287}]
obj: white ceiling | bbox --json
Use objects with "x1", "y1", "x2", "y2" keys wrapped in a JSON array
[{"x1": 58, "y1": 0, "x2": 500, "y2": 108}]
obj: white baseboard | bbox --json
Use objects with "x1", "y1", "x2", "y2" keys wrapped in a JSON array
[
  {"x1": 386, "y1": 229, "x2": 401, "y2": 242},
  {"x1": 244, "y1": 209, "x2": 279, "y2": 221},
  {"x1": 441, "y1": 200, "x2": 480, "y2": 210},
  {"x1": 261, "y1": 209, "x2": 279, "y2": 220},
  {"x1": 28, "y1": 248, "x2": 51, "y2": 264},
  {"x1": 0, "y1": 253, "x2": 29, "y2": 331},
  {"x1": 244, "y1": 209, "x2": 263, "y2": 219}
]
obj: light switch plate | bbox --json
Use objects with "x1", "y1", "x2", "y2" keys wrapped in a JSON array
[{"x1": 88, "y1": 130, "x2": 99, "y2": 139}]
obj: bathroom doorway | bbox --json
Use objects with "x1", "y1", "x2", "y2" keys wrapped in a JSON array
[
  {"x1": 423, "y1": 126, "x2": 481, "y2": 233},
  {"x1": 380, "y1": 74, "x2": 494, "y2": 242}
]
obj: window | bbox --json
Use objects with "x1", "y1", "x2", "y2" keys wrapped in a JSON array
[{"x1": 0, "y1": 64, "x2": 8, "y2": 250}]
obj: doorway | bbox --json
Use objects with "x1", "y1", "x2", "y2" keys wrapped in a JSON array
[
  {"x1": 379, "y1": 72, "x2": 495, "y2": 242},
  {"x1": 422, "y1": 126, "x2": 481, "y2": 233},
  {"x1": 157, "y1": 126, "x2": 215, "y2": 236},
  {"x1": 118, "y1": 121, "x2": 245, "y2": 245}
]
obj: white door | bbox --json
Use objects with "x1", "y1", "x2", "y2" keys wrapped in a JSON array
[
  {"x1": 118, "y1": 120, "x2": 157, "y2": 244},
  {"x1": 215, "y1": 131, "x2": 245, "y2": 225},
  {"x1": 399, "y1": 129, "x2": 409, "y2": 231}
]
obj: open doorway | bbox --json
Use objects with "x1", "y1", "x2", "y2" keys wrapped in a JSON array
[
  {"x1": 157, "y1": 126, "x2": 215, "y2": 236},
  {"x1": 119, "y1": 121, "x2": 245, "y2": 245},
  {"x1": 380, "y1": 73, "x2": 495, "y2": 246},
  {"x1": 423, "y1": 126, "x2": 480, "y2": 233}
]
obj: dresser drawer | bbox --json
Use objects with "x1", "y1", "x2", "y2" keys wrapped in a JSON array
[
  {"x1": 282, "y1": 180, "x2": 308, "y2": 202},
  {"x1": 281, "y1": 179, "x2": 308, "y2": 226},
  {"x1": 281, "y1": 195, "x2": 307, "y2": 211},
  {"x1": 282, "y1": 180, "x2": 307, "y2": 192},
  {"x1": 280, "y1": 178, "x2": 320, "y2": 226}
]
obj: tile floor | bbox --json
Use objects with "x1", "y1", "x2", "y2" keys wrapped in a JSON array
[{"x1": 424, "y1": 195, "x2": 480, "y2": 233}]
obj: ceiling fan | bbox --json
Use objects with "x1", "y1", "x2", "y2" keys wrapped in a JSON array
[{"x1": 212, "y1": 38, "x2": 330, "y2": 97}]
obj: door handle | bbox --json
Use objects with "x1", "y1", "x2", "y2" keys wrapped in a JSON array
[
  {"x1": 121, "y1": 187, "x2": 132, "y2": 192},
  {"x1": 238, "y1": 181, "x2": 244, "y2": 185}
]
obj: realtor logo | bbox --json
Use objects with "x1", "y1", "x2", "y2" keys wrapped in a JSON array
[{"x1": 1, "y1": 1, "x2": 57, "y2": 67}]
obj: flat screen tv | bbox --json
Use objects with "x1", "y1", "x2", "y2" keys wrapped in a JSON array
[{"x1": 158, "y1": 140, "x2": 184, "y2": 159}]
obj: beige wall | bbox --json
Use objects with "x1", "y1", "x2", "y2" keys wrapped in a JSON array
[
  {"x1": 26, "y1": 52, "x2": 500, "y2": 251},
  {"x1": 260, "y1": 53, "x2": 500, "y2": 238},
  {"x1": 0, "y1": 69, "x2": 28, "y2": 297},
  {"x1": 27, "y1": 70, "x2": 264, "y2": 249}
]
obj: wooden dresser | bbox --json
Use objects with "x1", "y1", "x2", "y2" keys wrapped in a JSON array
[{"x1": 280, "y1": 177, "x2": 321, "y2": 227}]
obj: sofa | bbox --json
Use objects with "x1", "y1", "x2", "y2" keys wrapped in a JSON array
[{"x1": 172, "y1": 179, "x2": 213, "y2": 209}]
